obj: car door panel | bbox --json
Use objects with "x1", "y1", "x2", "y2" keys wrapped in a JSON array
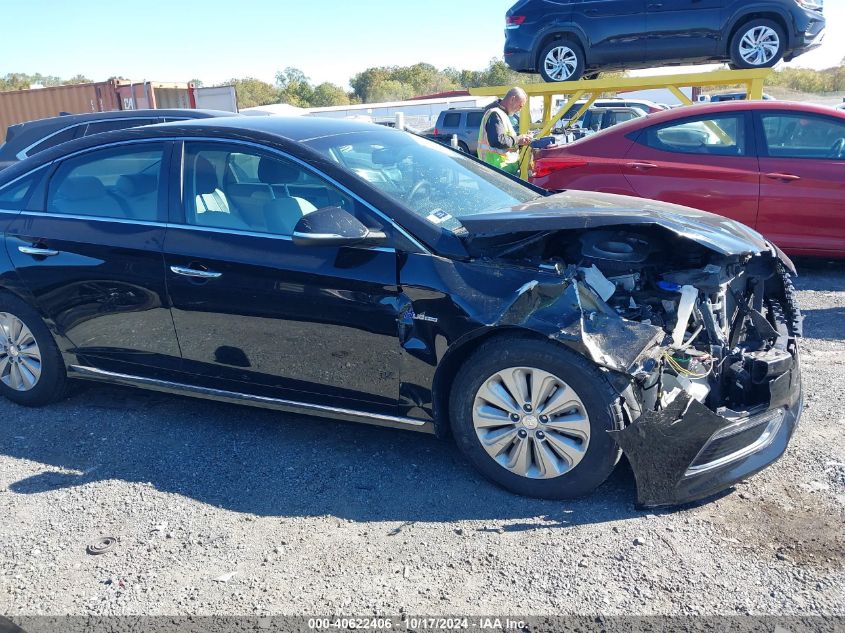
[
  {"x1": 756, "y1": 112, "x2": 845, "y2": 257},
  {"x1": 162, "y1": 141, "x2": 404, "y2": 412},
  {"x1": 622, "y1": 113, "x2": 760, "y2": 229},
  {"x1": 646, "y1": 0, "x2": 723, "y2": 61},
  {"x1": 574, "y1": 0, "x2": 648, "y2": 63},
  {"x1": 163, "y1": 229, "x2": 402, "y2": 410}
]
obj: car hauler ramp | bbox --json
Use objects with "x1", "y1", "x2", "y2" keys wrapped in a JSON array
[{"x1": 469, "y1": 68, "x2": 771, "y2": 179}]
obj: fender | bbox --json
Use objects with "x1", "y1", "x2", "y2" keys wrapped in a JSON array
[
  {"x1": 530, "y1": 24, "x2": 590, "y2": 68},
  {"x1": 722, "y1": 3, "x2": 795, "y2": 55}
]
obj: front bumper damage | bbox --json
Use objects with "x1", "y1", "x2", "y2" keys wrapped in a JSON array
[{"x1": 487, "y1": 257, "x2": 803, "y2": 508}]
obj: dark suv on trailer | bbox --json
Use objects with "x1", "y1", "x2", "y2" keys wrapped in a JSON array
[{"x1": 505, "y1": 0, "x2": 826, "y2": 82}]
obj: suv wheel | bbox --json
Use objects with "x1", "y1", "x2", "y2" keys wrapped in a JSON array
[
  {"x1": 539, "y1": 40, "x2": 585, "y2": 82},
  {"x1": 449, "y1": 337, "x2": 623, "y2": 499},
  {"x1": 730, "y1": 19, "x2": 786, "y2": 69},
  {"x1": 0, "y1": 293, "x2": 67, "y2": 406}
]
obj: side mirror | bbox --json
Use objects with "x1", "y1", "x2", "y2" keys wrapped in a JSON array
[{"x1": 292, "y1": 206, "x2": 387, "y2": 248}]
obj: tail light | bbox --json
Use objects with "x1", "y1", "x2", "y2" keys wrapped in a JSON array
[
  {"x1": 533, "y1": 157, "x2": 588, "y2": 179},
  {"x1": 433, "y1": 128, "x2": 439, "y2": 136},
  {"x1": 506, "y1": 15, "x2": 526, "y2": 27}
]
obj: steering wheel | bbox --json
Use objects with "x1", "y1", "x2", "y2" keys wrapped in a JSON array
[
  {"x1": 408, "y1": 179, "x2": 432, "y2": 205},
  {"x1": 829, "y1": 138, "x2": 845, "y2": 159}
]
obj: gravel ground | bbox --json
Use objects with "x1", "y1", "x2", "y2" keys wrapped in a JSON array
[{"x1": 0, "y1": 260, "x2": 843, "y2": 618}]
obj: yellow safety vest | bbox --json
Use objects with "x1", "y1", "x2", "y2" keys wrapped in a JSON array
[{"x1": 478, "y1": 106, "x2": 520, "y2": 174}]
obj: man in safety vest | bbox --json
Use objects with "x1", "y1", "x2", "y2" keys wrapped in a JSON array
[{"x1": 477, "y1": 87, "x2": 533, "y2": 175}]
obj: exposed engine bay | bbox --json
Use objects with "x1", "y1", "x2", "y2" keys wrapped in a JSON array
[
  {"x1": 465, "y1": 222, "x2": 803, "y2": 506},
  {"x1": 507, "y1": 225, "x2": 802, "y2": 417}
]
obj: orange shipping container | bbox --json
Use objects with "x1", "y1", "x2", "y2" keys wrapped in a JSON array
[{"x1": 0, "y1": 81, "x2": 122, "y2": 143}]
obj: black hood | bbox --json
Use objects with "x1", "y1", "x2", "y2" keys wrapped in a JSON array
[{"x1": 460, "y1": 191, "x2": 771, "y2": 257}]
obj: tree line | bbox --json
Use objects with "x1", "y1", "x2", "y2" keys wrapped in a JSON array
[{"x1": 3, "y1": 58, "x2": 843, "y2": 110}]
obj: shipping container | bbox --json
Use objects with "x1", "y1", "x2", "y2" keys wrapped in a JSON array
[
  {"x1": 1, "y1": 79, "x2": 235, "y2": 143},
  {"x1": 0, "y1": 81, "x2": 120, "y2": 142}
]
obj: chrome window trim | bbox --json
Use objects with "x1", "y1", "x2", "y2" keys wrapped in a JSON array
[
  {"x1": 4, "y1": 135, "x2": 429, "y2": 254},
  {"x1": 9, "y1": 210, "x2": 397, "y2": 254},
  {"x1": 15, "y1": 117, "x2": 163, "y2": 160}
]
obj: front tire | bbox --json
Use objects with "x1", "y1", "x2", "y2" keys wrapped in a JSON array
[
  {"x1": 539, "y1": 40, "x2": 585, "y2": 83},
  {"x1": 730, "y1": 19, "x2": 786, "y2": 69},
  {"x1": 449, "y1": 337, "x2": 623, "y2": 499},
  {"x1": 0, "y1": 293, "x2": 67, "y2": 407}
]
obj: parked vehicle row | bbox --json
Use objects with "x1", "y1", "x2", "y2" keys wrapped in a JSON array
[
  {"x1": 0, "y1": 116, "x2": 803, "y2": 506},
  {"x1": 505, "y1": 0, "x2": 826, "y2": 82},
  {"x1": 532, "y1": 101, "x2": 845, "y2": 258}
]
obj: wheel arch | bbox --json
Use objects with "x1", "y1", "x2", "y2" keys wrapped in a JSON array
[
  {"x1": 535, "y1": 28, "x2": 589, "y2": 69},
  {"x1": 431, "y1": 326, "x2": 603, "y2": 438},
  {"x1": 725, "y1": 9, "x2": 792, "y2": 55}
]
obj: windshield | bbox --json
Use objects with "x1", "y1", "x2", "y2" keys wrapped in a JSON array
[{"x1": 303, "y1": 129, "x2": 543, "y2": 232}]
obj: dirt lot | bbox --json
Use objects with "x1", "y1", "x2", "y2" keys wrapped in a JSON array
[{"x1": 0, "y1": 259, "x2": 843, "y2": 618}]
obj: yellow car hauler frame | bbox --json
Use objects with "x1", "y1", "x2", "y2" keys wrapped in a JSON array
[{"x1": 469, "y1": 68, "x2": 771, "y2": 179}]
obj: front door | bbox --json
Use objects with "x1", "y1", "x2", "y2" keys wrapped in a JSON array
[
  {"x1": 755, "y1": 111, "x2": 845, "y2": 257},
  {"x1": 573, "y1": 0, "x2": 648, "y2": 64},
  {"x1": 645, "y1": 0, "x2": 723, "y2": 61},
  {"x1": 162, "y1": 141, "x2": 403, "y2": 412},
  {"x1": 5, "y1": 142, "x2": 181, "y2": 374},
  {"x1": 623, "y1": 111, "x2": 760, "y2": 229}
]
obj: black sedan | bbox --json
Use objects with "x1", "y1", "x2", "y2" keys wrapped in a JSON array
[{"x1": 0, "y1": 117, "x2": 803, "y2": 506}]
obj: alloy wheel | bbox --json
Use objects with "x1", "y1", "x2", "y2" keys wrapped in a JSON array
[
  {"x1": 543, "y1": 46, "x2": 579, "y2": 81},
  {"x1": 472, "y1": 366, "x2": 591, "y2": 479},
  {"x1": 0, "y1": 312, "x2": 42, "y2": 392},
  {"x1": 739, "y1": 26, "x2": 780, "y2": 66}
]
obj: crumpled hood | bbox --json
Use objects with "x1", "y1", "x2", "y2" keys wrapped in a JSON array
[{"x1": 460, "y1": 191, "x2": 771, "y2": 257}]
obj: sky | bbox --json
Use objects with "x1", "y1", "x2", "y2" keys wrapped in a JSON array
[{"x1": 1, "y1": 0, "x2": 843, "y2": 89}]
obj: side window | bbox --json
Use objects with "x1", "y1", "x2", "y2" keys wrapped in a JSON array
[
  {"x1": 0, "y1": 169, "x2": 44, "y2": 210},
  {"x1": 643, "y1": 114, "x2": 746, "y2": 156},
  {"x1": 761, "y1": 114, "x2": 845, "y2": 159},
  {"x1": 47, "y1": 144, "x2": 166, "y2": 221},
  {"x1": 466, "y1": 112, "x2": 484, "y2": 129},
  {"x1": 28, "y1": 126, "x2": 80, "y2": 156},
  {"x1": 84, "y1": 118, "x2": 158, "y2": 136},
  {"x1": 183, "y1": 143, "x2": 383, "y2": 237},
  {"x1": 442, "y1": 113, "x2": 461, "y2": 128}
]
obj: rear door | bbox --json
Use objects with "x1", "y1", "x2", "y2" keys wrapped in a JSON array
[
  {"x1": 755, "y1": 111, "x2": 845, "y2": 257},
  {"x1": 623, "y1": 111, "x2": 760, "y2": 228},
  {"x1": 5, "y1": 141, "x2": 181, "y2": 373},
  {"x1": 573, "y1": 0, "x2": 648, "y2": 64},
  {"x1": 162, "y1": 140, "x2": 404, "y2": 412},
  {"x1": 645, "y1": 0, "x2": 723, "y2": 61}
]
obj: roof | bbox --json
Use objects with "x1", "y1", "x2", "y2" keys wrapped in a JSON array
[
  {"x1": 155, "y1": 114, "x2": 393, "y2": 142},
  {"x1": 2, "y1": 109, "x2": 236, "y2": 150}
]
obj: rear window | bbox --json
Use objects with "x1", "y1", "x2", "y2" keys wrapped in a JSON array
[
  {"x1": 442, "y1": 113, "x2": 461, "y2": 128},
  {"x1": 84, "y1": 118, "x2": 158, "y2": 135},
  {"x1": 29, "y1": 126, "x2": 79, "y2": 156},
  {"x1": 466, "y1": 112, "x2": 484, "y2": 128},
  {"x1": 642, "y1": 114, "x2": 746, "y2": 156},
  {"x1": 0, "y1": 169, "x2": 45, "y2": 209}
]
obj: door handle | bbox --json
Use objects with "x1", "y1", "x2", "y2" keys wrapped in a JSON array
[
  {"x1": 18, "y1": 246, "x2": 59, "y2": 257},
  {"x1": 765, "y1": 173, "x2": 801, "y2": 182},
  {"x1": 627, "y1": 161, "x2": 658, "y2": 170},
  {"x1": 585, "y1": 8, "x2": 599, "y2": 15},
  {"x1": 170, "y1": 265, "x2": 222, "y2": 279}
]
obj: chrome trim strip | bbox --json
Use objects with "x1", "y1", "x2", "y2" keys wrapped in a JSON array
[
  {"x1": 15, "y1": 210, "x2": 167, "y2": 228},
  {"x1": 684, "y1": 410, "x2": 785, "y2": 477},
  {"x1": 170, "y1": 265, "x2": 221, "y2": 279},
  {"x1": 68, "y1": 365, "x2": 431, "y2": 431}
]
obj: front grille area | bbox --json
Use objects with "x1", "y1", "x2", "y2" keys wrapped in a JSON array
[{"x1": 685, "y1": 409, "x2": 785, "y2": 476}]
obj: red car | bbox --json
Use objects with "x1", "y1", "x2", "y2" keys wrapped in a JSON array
[{"x1": 532, "y1": 101, "x2": 845, "y2": 258}]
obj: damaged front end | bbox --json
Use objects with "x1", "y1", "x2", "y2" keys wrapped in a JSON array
[{"x1": 479, "y1": 224, "x2": 803, "y2": 507}]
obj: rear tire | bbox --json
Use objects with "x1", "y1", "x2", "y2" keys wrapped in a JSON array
[
  {"x1": 457, "y1": 141, "x2": 470, "y2": 154},
  {"x1": 539, "y1": 40, "x2": 585, "y2": 83},
  {"x1": 730, "y1": 19, "x2": 786, "y2": 69},
  {"x1": 0, "y1": 293, "x2": 67, "y2": 407},
  {"x1": 449, "y1": 336, "x2": 623, "y2": 499}
]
